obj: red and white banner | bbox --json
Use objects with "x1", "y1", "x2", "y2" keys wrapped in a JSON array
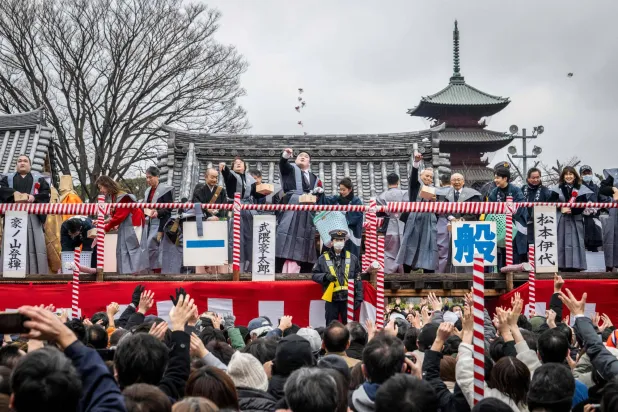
[
  {"x1": 0, "y1": 281, "x2": 378, "y2": 328},
  {"x1": 495, "y1": 279, "x2": 618, "y2": 324}
]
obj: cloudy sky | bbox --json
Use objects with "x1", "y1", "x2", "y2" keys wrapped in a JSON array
[{"x1": 207, "y1": 0, "x2": 618, "y2": 173}]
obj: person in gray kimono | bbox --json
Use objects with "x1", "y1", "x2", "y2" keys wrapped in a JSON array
[
  {"x1": 220, "y1": 158, "x2": 265, "y2": 272},
  {"x1": 141, "y1": 166, "x2": 176, "y2": 273},
  {"x1": 0, "y1": 155, "x2": 50, "y2": 274},
  {"x1": 275, "y1": 148, "x2": 323, "y2": 273},
  {"x1": 599, "y1": 168, "x2": 618, "y2": 272},
  {"x1": 377, "y1": 173, "x2": 407, "y2": 274},
  {"x1": 440, "y1": 173, "x2": 482, "y2": 273},
  {"x1": 96, "y1": 175, "x2": 148, "y2": 274},
  {"x1": 396, "y1": 152, "x2": 439, "y2": 273},
  {"x1": 551, "y1": 166, "x2": 593, "y2": 272}
]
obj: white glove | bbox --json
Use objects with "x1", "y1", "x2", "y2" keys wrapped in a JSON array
[{"x1": 312, "y1": 187, "x2": 324, "y2": 195}]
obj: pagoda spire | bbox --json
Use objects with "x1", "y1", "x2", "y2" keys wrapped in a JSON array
[{"x1": 450, "y1": 20, "x2": 465, "y2": 84}]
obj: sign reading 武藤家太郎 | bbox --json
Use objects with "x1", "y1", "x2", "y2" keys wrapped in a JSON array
[
  {"x1": 2, "y1": 211, "x2": 28, "y2": 278},
  {"x1": 252, "y1": 215, "x2": 276, "y2": 281},
  {"x1": 534, "y1": 205, "x2": 558, "y2": 273},
  {"x1": 451, "y1": 221, "x2": 497, "y2": 266}
]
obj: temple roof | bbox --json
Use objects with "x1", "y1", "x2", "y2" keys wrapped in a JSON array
[
  {"x1": 0, "y1": 108, "x2": 54, "y2": 174},
  {"x1": 408, "y1": 21, "x2": 510, "y2": 120},
  {"x1": 158, "y1": 125, "x2": 450, "y2": 204}
]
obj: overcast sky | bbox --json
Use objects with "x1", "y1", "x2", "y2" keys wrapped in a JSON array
[{"x1": 206, "y1": 0, "x2": 618, "y2": 174}]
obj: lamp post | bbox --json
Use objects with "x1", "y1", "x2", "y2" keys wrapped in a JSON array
[{"x1": 507, "y1": 125, "x2": 544, "y2": 177}]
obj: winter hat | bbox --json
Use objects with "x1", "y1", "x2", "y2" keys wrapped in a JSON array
[
  {"x1": 273, "y1": 334, "x2": 315, "y2": 376},
  {"x1": 247, "y1": 317, "x2": 273, "y2": 338},
  {"x1": 443, "y1": 311, "x2": 458, "y2": 324},
  {"x1": 296, "y1": 328, "x2": 322, "y2": 355},
  {"x1": 227, "y1": 351, "x2": 269, "y2": 392}
]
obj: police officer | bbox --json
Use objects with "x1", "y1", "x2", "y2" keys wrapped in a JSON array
[{"x1": 312, "y1": 229, "x2": 377, "y2": 325}]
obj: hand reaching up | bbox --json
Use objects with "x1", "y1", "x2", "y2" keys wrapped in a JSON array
[
  {"x1": 169, "y1": 294, "x2": 197, "y2": 331},
  {"x1": 138, "y1": 290, "x2": 155, "y2": 314}
]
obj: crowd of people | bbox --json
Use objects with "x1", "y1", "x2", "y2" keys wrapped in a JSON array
[
  {"x1": 1, "y1": 275, "x2": 618, "y2": 411},
  {"x1": 1, "y1": 152, "x2": 618, "y2": 275}
]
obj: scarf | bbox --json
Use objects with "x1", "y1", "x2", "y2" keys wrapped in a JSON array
[
  {"x1": 522, "y1": 183, "x2": 543, "y2": 202},
  {"x1": 337, "y1": 191, "x2": 355, "y2": 205}
]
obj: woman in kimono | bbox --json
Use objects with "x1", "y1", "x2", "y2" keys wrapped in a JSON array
[
  {"x1": 396, "y1": 151, "x2": 438, "y2": 273},
  {"x1": 552, "y1": 166, "x2": 593, "y2": 272},
  {"x1": 96, "y1": 175, "x2": 148, "y2": 274},
  {"x1": 599, "y1": 168, "x2": 618, "y2": 271},
  {"x1": 219, "y1": 158, "x2": 265, "y2": 272},
  {"x1": 320, "y1": 177, "x2": 364, "y2": 258}
]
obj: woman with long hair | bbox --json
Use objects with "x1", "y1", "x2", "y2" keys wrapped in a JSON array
[
  {"x1": 552, "y1": 166, "x2": 593, "y2": 271},
  {"x1": 96, "y1": 175, "x2": 148, "y2": 274}
]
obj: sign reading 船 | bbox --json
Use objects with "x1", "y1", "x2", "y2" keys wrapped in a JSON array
[
  {"x1": 534, "y1": 205, "x2": 558, "y2": 273},
  {"x1": 2, "y1": 211, "x2": 28, "y2": 278},
  {"x1": 451, "y1": 221, "x2": 497, "y2": 266},
  {"x1": 252, "y1": 215, "x2": 276, "y2": 281}
]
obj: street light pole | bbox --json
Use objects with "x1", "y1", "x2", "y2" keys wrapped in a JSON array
[
  {"x1": 507, "y1": 125, "x2": 544, "y2": 178},
  {"x1": 521, "y1": 128, "x2": 527, "y2": 174}
]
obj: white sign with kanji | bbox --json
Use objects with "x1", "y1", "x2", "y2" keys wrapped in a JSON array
[
  {"x1": 252, "y1": 215, "x2": 276, "y2": 281},
  {"x1": 2, "y1": 211, "x2": 28, "y2": 278},
  {"x1": 451, "y1": 221, "x2": 497, "y2": 266},
  {"x1": 534, "y1": 205, "x2": 558, "y2": 273}
]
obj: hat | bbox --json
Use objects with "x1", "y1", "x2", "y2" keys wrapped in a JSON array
[
  {"x1": 579, "y1": 165, "x2": 592, "y2": 174},
  {"x1": 318, "y1": 355, "x2": 351, "y2": 381},
  {"x1": 273, "y1": 334, "x2": 315, "y2": 376},
  {"x1": 296, "y1": 328, "x2": 322, "y2": 354},
  {"x1": 227, "y1": 352, "x2": 269, "y2": 392},
  {"x1": 247, "y1": 317, "x2": 273, "y2": 338},
  {"x1": 329, "y1": 229, "x2": 348, "y2": 240},
  {"x1": 529, "y1": 316, "x2": 546, "y2": 333},
  {"x1": 443, "y1": 311, "x2": 458, "y2": 324},
  {"x1": 493, "y1": 161, "x2": 511, "y2": 171}
]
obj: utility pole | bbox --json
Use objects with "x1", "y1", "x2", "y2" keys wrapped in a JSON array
[{"x1": 507, "y1": 125, "x2": 544, "y2": 177}]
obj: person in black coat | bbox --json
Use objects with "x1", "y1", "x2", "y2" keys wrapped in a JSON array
[
  {"x1": 580, "y1": 165, "x2": 604, "y2": 251},
  {"x1": 60, "y1": 216, "x2": 97, "y2": 268}
]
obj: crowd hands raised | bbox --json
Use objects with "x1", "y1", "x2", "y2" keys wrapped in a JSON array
[{"x1": 1, "y1": 278, "x2": 618, "y2": 412}]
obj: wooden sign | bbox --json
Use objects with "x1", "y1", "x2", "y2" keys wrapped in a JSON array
[
  {"x1": 534, "y1": 205, "x2": 558, "y2": 273},
  {"x1": 2, "y1": 211, "x2": 28, "y2": 278},
  {"x1": 252, "y1": 215, "x2": 276, "y2": 281}
]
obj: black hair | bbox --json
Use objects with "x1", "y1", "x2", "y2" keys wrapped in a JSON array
[
  {"x1": 65, "y1": 319, "x2": 87, "y2": 344},
  {"x1": 375, "y1": 374, "x2": 438, "y2": 412},
  {"x1": 602, "y1": 326, "x2": 616, "y2": 343},
  {"x1": 489, "y1": 337, "x2": 506, "y2": 362},
  {"x1": 10, "y1": 347, "x2": 82, "y2": 412},
  {"x1": 146, "y1": 166, "x2": 160, "y2": 177},
  {"x1": 417, "y1": 324, "x2": 438, "y2": 352},
  {"x1": 488, "y1": 356, "x2": 530, "y2": 407},
  {"x1": 123, "y1": 383, "x2": 172, "y2": 412},
  {"x1": 205, "y1": 341, "x2": 235, "y2": 366},
  {"x1": 439, "y1": 173, "x2": 451, "y2": 185},
  {"x1": 471, "y1": 397, "x2": 514, "y2": 412},
  {"x1": 403, "y1": 327, "x2": 420, "y2": 352},
  {"x1": 394, "y1": 318, "x2": 409, "y2": 341},
  {"x1": 339, "y1": 177, "x2": 353, "y2": 191},
  {"x1": 114, "y1": 333, "x2": 169, "y2": 389},
  {"x1": 283, "y1": 324, "x2": 300, "y2": 337},
  {"x1": 91, "y1": 311, "x2": 109, "y2": 328},
  {"x1": 87, "y1": 325, "x2": 109, "y2": 349},
  {"x1": 386, "y1": 173, "x2": 400, "y2": 186},
  {"x1": 65, "y1": 217, "x2": 83, "y2": 234},
  {"x1": 0, "y1": 365, "x2": 11, "y2": 395},
  {"x1": 324, "y1": 321, "x2": 350, "y2": 353},
  {"x1": 240, "y1": 338, "x2": 278, "y2": 364},
  {"x1": 554, "y1": 322, "x2": 573, "y2": 346},
  {"x1": 527, "y1": 363, "x2": 575, "y2": 411},
  {"x1": 249, "y1": 169, "x2": 262, "y2": 178},
  {"x1": 527, "y1": 167, "x2": 542, "y2": 179},
  {"x1": 538, "y1": 329, "x2": 569, "y2": 364},
  {"x1": 520, "y1": 329, "x2": 538, "y2": 352},
  {"x1": 517, "y1": 315, "x2": 532, "y2": 331},
  {"x1": 110, "y1": 328, "x2": 129, "y2": 347},
  {"x1": 199, "y1": 326, "x2": 226, "y2": 347},
  {"x1": 0, "y1": 346, "x2": 23, "y2": 369},
  {"x1": 322, "y1": 368, "x2": 349, "y2": 412},
  {"x1": 494, "y1": 167, "x2": 511, "y2": 182},
  {"x1": 362, "y1": 332, "x2": 405, "y2": 384},
  {"x1": 346, "y1": 321, "x2": 368, "y2": 346},
  {"x1": 442, "y1": 335, "x2": 461, "y2": 356}
]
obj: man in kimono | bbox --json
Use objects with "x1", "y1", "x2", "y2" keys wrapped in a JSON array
[
  {"x1": 0, "y1": 155, "x2": 50, "y2": 274},
  {"x1": 142, "y1": 166, "x2": 174, "y2": 273},
  {"x1": 598, "y1": 169, "x2": 618, "y2": 271},
  {"x1": 396, "y1": 152, "x2": 439, "y2": 273},
  {"x1": 377, "y1": 173, "x2": 407, "y2": 273},
  {"x1": 487, "y1": 167, "x2": 528, "y2": 269},
  {"x1": 312, "y1": 229, "x2": 375, "y2": 325},
  {"x1": 275, "y1": 148, "x2": 323, "y2": 273},
  {"x1": 191, "y1": 168, "x2": 229, "y2": 220},
  {"x1": 441, "y1": 173, "x2": 482, "y2": 273}
]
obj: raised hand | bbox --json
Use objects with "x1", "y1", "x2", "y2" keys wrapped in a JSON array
[
  {"x1": 106, "y1": 302, "x2": 120, "y2": 317},
  {"x1": 278, "y1": 315, "x2": 293, "y2": 332},
  {"x1": 600, "y1": 313, "x2": 613, "y2": 333},
  {"x1": 558, "y1": 288, "x2": 586, "y2": 317},
  {"x1": 546, "y1": 309, "x2": 557, "y2": 329},
  {"x1": 384, "y1": 317, "x2": 399, "y2": 337},
  {"x1": 219, "y1": 162, "x2": 226, "y2": 172},
  {"x1": 149, "y1": 321, "x2": 169, "y2": 341},
  {"x1": 365, "y1": 319, "x2": 376, "y2": 341},
  {"x1": 190, "y1": 332, "x2": 208, "y2": 358},
  {"x1": 18, "y1": 306, "x2": 77, "y2": 350},
  {"x1": 436, "y1": 322, "x2": 454, "y2": 342},
  {"x1": 138, "y1": 290, "x2": 155, "y2": 314},
  {"x1": 169, "y1": 294, "x2": 197, "y2": 332},
  {"x1": 421, "y1": 306, "x2": 430, "y2": 326},
  {"x1": 170, "y1": 287, "x2": 187, "y2": 306},
  {"x1": 427, "y1": 292, "x2": 443, "y2": 312},
  {"x1": 554, "y1": 273, "x2": 565, "y2": 293}
]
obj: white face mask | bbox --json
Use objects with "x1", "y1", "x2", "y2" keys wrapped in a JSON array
[{"x1": 333, "y1": 240, "x2": 345, "y2": 251}]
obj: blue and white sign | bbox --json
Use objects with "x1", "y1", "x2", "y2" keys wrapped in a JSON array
[
  {"x1": 183, "y1": 221, "x2": 228, "y2": 267},
  {"x1": 451, "y1": 221, "x2": 497, "y2": 266}
]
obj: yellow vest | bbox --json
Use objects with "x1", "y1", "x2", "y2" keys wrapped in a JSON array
[{"x1": 321, "y1": 251, "x2": 351, "y2": 302}]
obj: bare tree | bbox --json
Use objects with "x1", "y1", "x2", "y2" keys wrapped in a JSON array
[
  {"x1": 538, "y1": 157, "x2": 582, "y2": 186},
  {"x1": 0, "y1": 0, "x2": 248, "y2": 199}
]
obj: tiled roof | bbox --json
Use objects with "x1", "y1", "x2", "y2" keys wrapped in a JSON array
[
  {"x1": 158, "y1": 126, "x2": 451, "y2": 204},
  {"x1": 451, "y1": 166, "x2": 495, "y2": 183},
  {"x1": 438, "y1": 129, "x2": 512, "y2": 143},
  {"x1": 0, "y1": 108, "x2": 54, "y2": 174},
  {"x1": 413, "y1": 82, "x2": 510, "y2": 107}
]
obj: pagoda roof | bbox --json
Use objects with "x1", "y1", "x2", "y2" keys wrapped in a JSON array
[
  {"x1": 0, "y1": 108, "x2": 53, "y2": 175},
  {"x1": 437, "y1": 127, "x2": 513, "y2": 153},
  {"x1": 408, "y1": 21, "x2": 510, "y2": 119},
  {"x1": 158, "y1": 125, "x2": 450, "y2": 204}
]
